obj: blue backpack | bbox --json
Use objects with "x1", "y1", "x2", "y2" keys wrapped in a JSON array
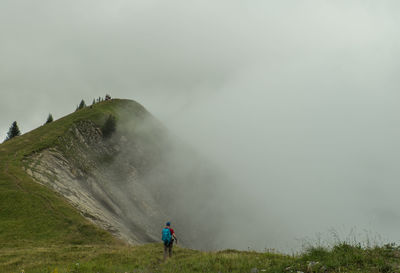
[{"x1": 162, "y1": 227, "x2": 172, "y2": 246}]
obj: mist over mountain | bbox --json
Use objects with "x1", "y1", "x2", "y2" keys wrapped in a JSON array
[
  {"x1": 18, "y1": 99, "x2": 225, "y2": 250},
  {"x1": 2, "y1": 1, "x2": 400, "y2": 252}
]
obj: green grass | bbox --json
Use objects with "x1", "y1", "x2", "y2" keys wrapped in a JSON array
[
  {"x1": 299, "y1": 242, "x2": 400, "y2": 273},
  {"x1": 2, "y1": 243, "x2": 400, "y2": 273},
  {"x1": 0, "y1": 243, "x2": 292, "y2": 273}
]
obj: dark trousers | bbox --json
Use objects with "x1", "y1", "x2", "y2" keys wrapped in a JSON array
[{"x1": 163, "y1": 241, "x2": 173, "y2": 260}]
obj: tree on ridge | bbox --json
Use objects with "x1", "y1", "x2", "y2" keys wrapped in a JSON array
[
  {"x1": 5, "y1": 121, "x2": 21, "y2": 141},
  {"x1": 76, "y1": 99, "x2": 86, "y2": 111},
  {"x1": 45, "y1": 113, "x2": 53, "y2": 124}
]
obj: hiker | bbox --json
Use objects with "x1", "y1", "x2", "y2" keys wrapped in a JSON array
[{"x1": 162, "y1": 221, "x2": 177, "y2": 261}]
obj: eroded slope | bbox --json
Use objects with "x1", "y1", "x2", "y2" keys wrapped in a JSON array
[{"x1": 25, "y1": 120, "x2": 168, "y2": 244}]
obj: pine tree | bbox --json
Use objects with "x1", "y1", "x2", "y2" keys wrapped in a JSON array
[
  {"x1": 76, "y1": 99, "x2": 86, "y2": 111},
  {"x1": 92, "y1": 99, "x2": 96, "y2": 105},
  {"x1": 5, "y1": 121, "x2": 21, "y2": 141},
  {"x1": 45, "y1": 113, "x2": 53, "y2": 124},
  {"x1": 101, "y1": 115, "x2": 116, "y2": 138}
]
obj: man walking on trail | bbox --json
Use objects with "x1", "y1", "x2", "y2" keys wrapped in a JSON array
[{"x1": 162, "y1": 221, "x2": 177, "y2": 261}]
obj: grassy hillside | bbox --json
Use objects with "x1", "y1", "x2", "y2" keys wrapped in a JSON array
[{"x1": 0, "y1": 99, "x2": 146, "y2": 247}]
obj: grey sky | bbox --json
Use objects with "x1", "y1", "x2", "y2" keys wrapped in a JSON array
[{"x1": 1, "y1": 1, "x2": 400, "y2": 251}]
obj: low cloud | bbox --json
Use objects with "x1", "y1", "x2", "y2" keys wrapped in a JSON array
[{"x1": 1, "y1": 0, "x2": 400, "y2": 251}]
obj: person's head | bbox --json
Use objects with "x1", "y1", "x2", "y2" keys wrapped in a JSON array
[{"x1": 166, "y1": 221, "x2": 171, "y2": 227}]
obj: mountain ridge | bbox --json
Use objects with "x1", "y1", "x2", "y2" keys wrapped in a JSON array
[{"x1": 0, "y1": 98, "x2": 221, "y2": 249}]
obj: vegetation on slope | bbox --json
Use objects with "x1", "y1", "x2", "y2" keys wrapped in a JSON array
[{"x1": 0, "y1": 99, "x2": 146, "y2": 247}]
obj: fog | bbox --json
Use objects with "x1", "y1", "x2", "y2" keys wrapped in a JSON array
[{"x1": 1, "y1": 0, "x2": 400, "y2": 251}]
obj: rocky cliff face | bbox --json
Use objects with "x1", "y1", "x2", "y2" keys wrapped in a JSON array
[
  {"x1": 23, "y1": 115, "x2": 223, "y2": 249},
  {"x1": 25, "y1": 120, "x2": 169, "y2": 244}
]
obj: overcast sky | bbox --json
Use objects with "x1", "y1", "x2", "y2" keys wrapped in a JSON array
[{"x1": 1, "y1": 0, "x2": 400, "y2": 251}]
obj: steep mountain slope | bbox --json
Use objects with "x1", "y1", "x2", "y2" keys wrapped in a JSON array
[
  {"x1": 0, "y1": 102, "x2": 122, "y2": 247},
  {"x1": 0, "y1": 99, "x2": 222, "y2": 249}
]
